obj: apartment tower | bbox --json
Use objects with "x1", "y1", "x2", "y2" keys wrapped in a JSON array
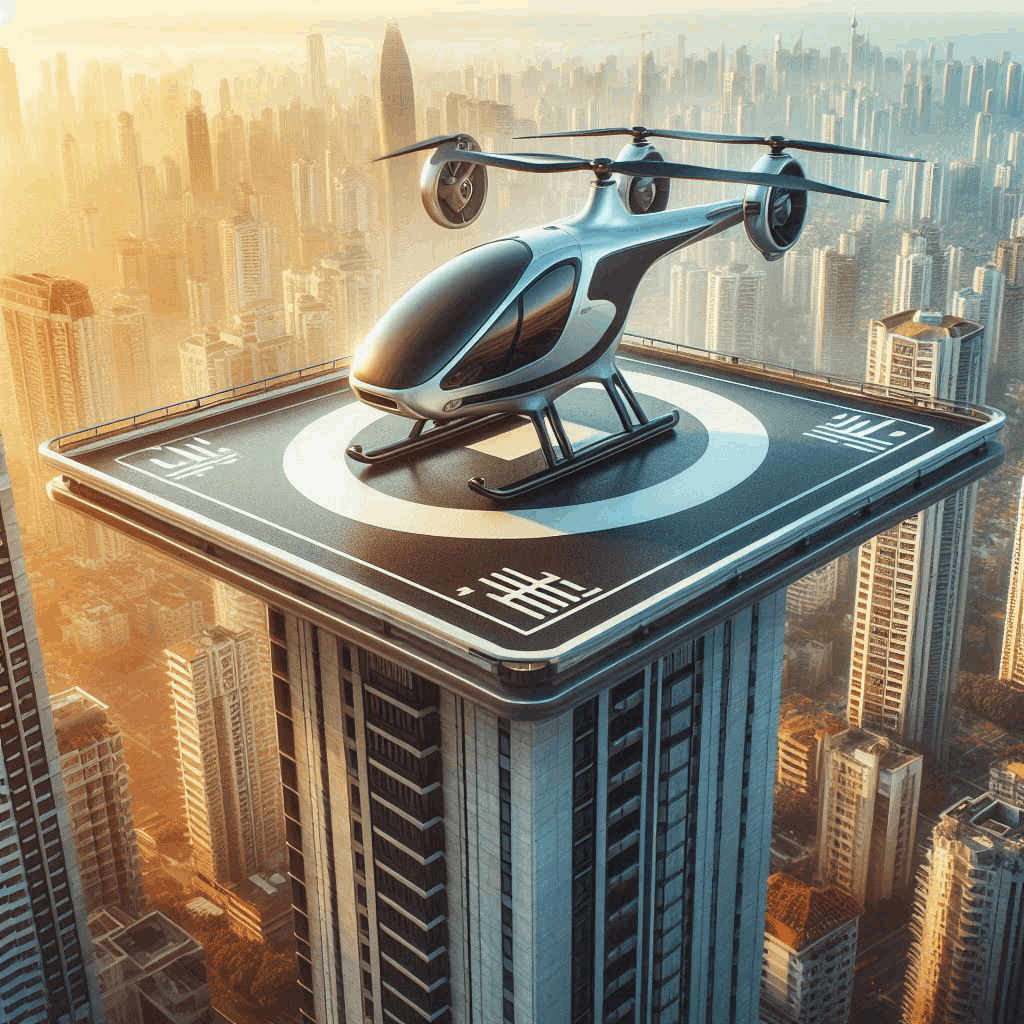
[
  {"x1": 817, "y1": 728, "x2": 922, "y2": 907},
  {"x1": 0, "y1": 434, "x2": 102, "y2": 1022},
  {"x1": 849, "y1": 310, "x2": 987, "y2": 761},
  {"x1": 166, "y1": 625, "x2": 285, "y2": 888},
  {"x1": 51, "y1": 686, "x2": 146, "y2": 918},
  {"x1": 903, "y1": 792, "x2": 1024, "y2": 1023}
]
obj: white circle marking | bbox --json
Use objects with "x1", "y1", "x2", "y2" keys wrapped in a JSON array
[{"x1": 283, "y1": 372, "x2": 769, "y2": 539}]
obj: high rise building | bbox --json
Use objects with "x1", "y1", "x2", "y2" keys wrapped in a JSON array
[
  {"x1": 811, "y1": 247, "x2": 858, "y2": 374},
  {"x1": 308, "y1": 33, "x2": 329, "y2": 106},
  {"x1": 999, "y1": 480, "x2": 1024, "y2": 686},
  {"x1": 319, "y1": 234, "x2": 383, "y2": 356},
  {"x1": 185, "y1": 91, "x2": 215, "y2": 195},
  {"x1": 893, "y1": 250, "x2": 933, "y2": 313},
  {"x1": 0, "y1": 434, "x2": 103, "y2": 1022},
  {"x1": 0, "y1": 272, "x2": 104, "y2": 534},
  {"x1": 60, "y1": 131, "x2": 86, "y2": 207},
  {"x1": 377, "y1": 21, "x2": 420, "y2": 298},
  {"x1": 775, "y1": 698, "x2": 843, "y2": 796},
  {"x1": 817, "y1": 728, "x2": 922, "y2": 906},
  {"x1": 0, "y1": 47, "x2": 25, "y2": 155},
  {"x1": 972, "y1": 263, "x2": 1006, "y2": 362},
  {"x1": 166, "y1": 625, "x2": 284, "y2": 889},
  {"x1": 786, "y1": 560, "x2": 839, "y2": 618},
  {"x1": 705, "y1": 262, "x2": 767, "y2": 359},
  {"x1": 51, "y1": 687, "x2": 146, "y2": 917},
  {"x1": 903, "y1": 792, "x2": 1024, "y2": 1023},
  {"x1": 220, "y1": 215, "x2": 273, "y2": 314},
  {"x1": 760, "y1": 873, "x2": 860, "y2": 1024},
  {"x1": 850, "y1": 311, "x2": 987, "y2": 761},
  {"x1": 293, "y1": 158, "x2": 329, "y2": 233}
]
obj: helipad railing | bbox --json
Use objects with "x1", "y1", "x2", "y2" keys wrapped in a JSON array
[
  {"x1": 49, "y1": 333, "x2": 996, "y2": 456},
  {"x1": 620, "y1": 333, "x2": 995, "y2": 423},
  {"x1": 49, "y1": 356, "x2": 352, "y2": 453}
]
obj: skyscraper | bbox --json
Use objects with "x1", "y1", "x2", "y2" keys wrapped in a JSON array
[
  {"x1": 811, "y1": 246, "x2": 858, "y2": 374},
  {"x1": 903, "y1": 792, "x2": 1024, "y2": 1023},
  {"x1": 999, "y1": 479, "x2": 1024, "y2": 686},
  {"x1": 0, "y1": 272, "x2": 100, "y2": 534},
  {"x1": 185, "y1": 91, "x2": 215, "y2": 195},
  {"x1": 308, "y1": 33, "x2": 329, "y2": 107},
  {"x1": 166, "y1": 625, "x2": 284, "y2": 888},
  {"x1": 377, "y1": 21, "x2": 419, "y2": 298},
  {"x1": 220, "y1": 214, "x2": 273, "y2": 314},
  {"x1": 60, "y1": 131, "x2": 86, "y2": 207},
  {"x1": 51, "y1": 686, "x2": 146, "y2": 918},
  {"x1": 817, "y1": 728, "x2": 922, "y2": 907},
  {"x1": 0, "y1": 434, "x2": 103, "y2": 1022},
  {"x1": 705, "y1": 262, "x2": 767, "y2": 359},
  {"x1": 0, "y1": 47, "x2": 25, "y2": 156},
  {"x1": 850, "y1": 310, "x2": 987, "y2": 761},
  {"x1": 893, "y1": 250, "x2": 933, "y2": 313}
]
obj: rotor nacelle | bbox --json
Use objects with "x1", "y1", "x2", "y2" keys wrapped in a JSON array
[
  {"x1": 614, "y1": 141, "x2": 671, "y2": 214},
  {"x1": 420, "y1": 134, "x2": 488, "y2": 228},
  {"x1": 742, "y1": 153, "x2": 808, "y2": 261}
]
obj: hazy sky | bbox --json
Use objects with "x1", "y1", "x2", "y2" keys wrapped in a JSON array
[{"x1": 4, "y1": 2, "x2": 1024, "y2": 90}]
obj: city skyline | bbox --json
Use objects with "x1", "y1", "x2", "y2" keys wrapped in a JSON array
[{"x1": 2, "y1": 8, "x2": 1024, "y2": 1023}]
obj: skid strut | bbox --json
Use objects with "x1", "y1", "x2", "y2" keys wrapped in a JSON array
[{"x1": 468, "y1": 371, "x2": 677, "y2": 500}]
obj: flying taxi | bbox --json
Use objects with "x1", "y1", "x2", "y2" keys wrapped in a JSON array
[{"x1": 347, "y1": 127, "x2": 920, "y2": 500}]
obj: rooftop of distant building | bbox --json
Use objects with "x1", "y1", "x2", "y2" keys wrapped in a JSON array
[{"x1": 765, "y1": 872, "x2": 861, "y2": 951}]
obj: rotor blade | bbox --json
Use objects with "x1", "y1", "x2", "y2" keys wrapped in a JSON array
[
  {"x1": 454, "y1": 150, "x2": 594, "y2": 173},
  {"x1": 515, "y1": 127, "x2": 638, "y2": 140},
  {"x1": 607, "y1": 159, "x2": 888, "y2": 202},
  {"x1": 642, "y1": 128, "x2": 768, "y2": 146},
  {"x1": 371, "y1": 134, "x2": 468, "y2": 162},
  {"x1": 770, "y1": 138, "x2": 923, "y2": 162}
]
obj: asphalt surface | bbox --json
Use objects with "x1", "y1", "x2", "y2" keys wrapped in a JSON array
[{"x1": 54, "y1": 352, "x2": 995, "y2": 659}]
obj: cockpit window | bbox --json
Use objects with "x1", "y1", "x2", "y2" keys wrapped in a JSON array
[
  {"x1": 351, "y1": 238, "x2": 531, "y2": 389},
  {"x1": 440, "y1": 262, "x2": 577, "y2": 391}
]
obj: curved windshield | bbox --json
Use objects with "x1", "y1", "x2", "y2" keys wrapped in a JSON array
[
  {"x1": 441, "y1": 262, "x2": 578, "y2": 390},
  {"x1": 351, "y1": 239, "x2": 532, "y2": 389}
]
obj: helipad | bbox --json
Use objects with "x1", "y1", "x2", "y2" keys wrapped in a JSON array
[{"x1": 42, "y1": 339, "x2": 1004, "y2": 703}]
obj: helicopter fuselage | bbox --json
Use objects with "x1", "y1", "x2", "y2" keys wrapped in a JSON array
[{"x1": 349, "y1": 178, "x2": 745, "y2": 422}]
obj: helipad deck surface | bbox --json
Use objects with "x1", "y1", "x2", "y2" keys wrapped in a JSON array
[{"x1": 43, "y1": 346, "x2": 1003, "y2": 671}]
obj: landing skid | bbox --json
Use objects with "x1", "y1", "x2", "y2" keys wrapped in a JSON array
[
  {"x1": 469, "y1": 370, "x2": 677, "y2": 501},
  {"x1": 346, "y1": 412, "x2": 514, "y2": 464},
  {"x1": 346, "y1": 371, "x2": 677, "y2": 501}
]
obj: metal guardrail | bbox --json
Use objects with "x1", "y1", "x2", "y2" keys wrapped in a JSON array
[
  {"x1": 50, "y1": 356, "x2": 352, "y2": 453},
  {"x1": 50, "y1": 333, "x2": 996, "y2": 455},
  {"x1": 619, "y1": 333, "x2": 994, "y2": 423}
]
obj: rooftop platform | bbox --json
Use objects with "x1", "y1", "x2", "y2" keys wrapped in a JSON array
[{"x1": 42, "y1": 337, "x2": 1005, "y2": 713}]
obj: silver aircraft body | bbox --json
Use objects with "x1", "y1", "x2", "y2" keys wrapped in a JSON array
[{"x1": 346, "y1": 131, "x2": 918, "y2": 499}]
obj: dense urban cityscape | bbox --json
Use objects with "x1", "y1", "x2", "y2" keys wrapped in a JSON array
[{"x1": 2, "y1": 6, "x2": 1024, "y2": 1024}]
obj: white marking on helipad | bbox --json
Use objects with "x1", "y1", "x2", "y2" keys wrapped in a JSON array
[
  {"x1": 282, "y1": 372, "x2": 769, "y2": 539},
  {"x1": 465, "y1": 418, "x2": 606, "y2": 461}
]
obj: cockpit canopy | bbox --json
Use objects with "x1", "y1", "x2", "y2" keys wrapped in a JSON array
[
  {"x1": 440, "y1": 261, "x2": 578, "y2": 390},
  {"x1": 351, "y1": 239, "x2": 532, "y2": 390}
]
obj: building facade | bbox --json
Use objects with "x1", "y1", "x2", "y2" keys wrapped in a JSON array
[
  {"x1": 903, "y1": 793, "x2": 1024, "y2": 1023},
  {"x1": 166, "y1": 625, "x2": 285, "y2": 888},
  {"x1": 268, "y1": 596, "x2": 785, "y2": 1024},
  {"x1": 849, "y1": 310, "x2": 987, "y2": 761},
  {"x1": 817, "y1": 728, "x2": 922, "y2": 907},
  {"x1": 999, "y1": 479, "x2": 1024, "y2": 687},
  {"x1": 760, "y1": 872, "x2": 860, "y2": 1024},
  {"x1": 51, "y1": 686, "x2": 146, "y2": 918},
  {"x1": 0, "y1": 435, "x2": 103, "y2": 1022}
]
